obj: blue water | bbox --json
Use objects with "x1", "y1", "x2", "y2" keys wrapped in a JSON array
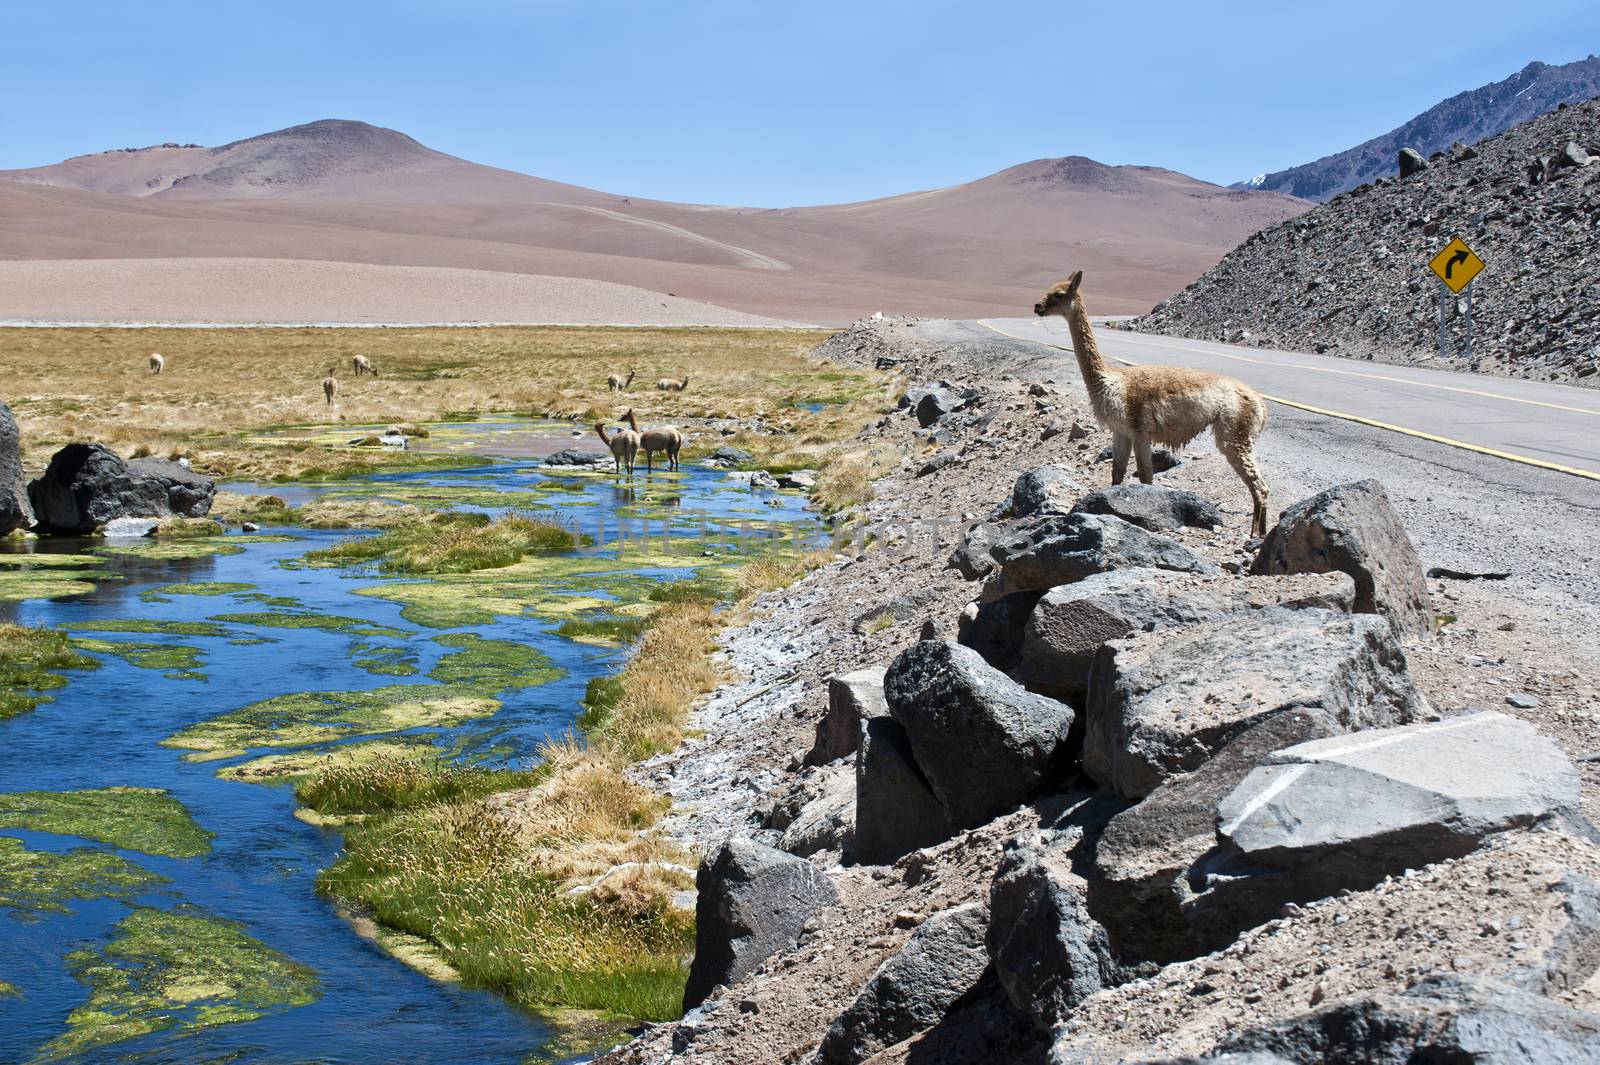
[{"x1": 0, "y1": 446, "x2": 817, "y2": 1064}]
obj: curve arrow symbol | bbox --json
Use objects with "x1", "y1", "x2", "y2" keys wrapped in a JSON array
[{"x1": 1445, "y1": 249, "x2": 1469, "y2": 279}]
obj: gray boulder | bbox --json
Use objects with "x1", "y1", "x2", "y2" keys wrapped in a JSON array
[
  {"x1": 543, "y1": 447, "x2": 609, "y2": 466},
  {"x1": 1219, "y1": 975, "x2": 1600, "y2": 1064},
  {"x1": 779, "y1": 764, "x2": 855, "y2": 860},
  {"x1": 989, "y1": 512, "x2": 1218, "y2": 594},
  {"x1": 989, "y1": 840, "x2": 1117, "y2": 1032},
  {"x1": 1398, "y1": 146, "x2": 1429, "y2": 177},
  {"x1": 885, "y1": 641, "x2": 1077, "y2": 830},
  {"x1": 0, "y1": 400, "x2": 31, "y2": 534},
  {"x1": 949, "y1": 521, "x2": 1004, "y2": 580},
  {"x1": 1251, "y1": 480, "x2": 1434, "y2": 637},
  {"x1": 808, "y1": 665, "x2": 889, "y2": 765},
  {"x1": 28, "y1": 444, "x2": 216, "y2": 534},
  {"x1": 1010, "y1": 466, "x2": 1085, "y2": 518},
  {"x1": 956, "y1": 590, "x2": 1043, "y2": 673},
  {"x1": 1070, "y1": 483, "x2": 1222, "y2": 532},
  {"x1": 1083, "y1": 608, "x2": 1426, "y2": 800},
  {"x1": 1192, "y1": 711, "x2": 1578, "y2": 935},
  {"x1": 705, "y1": 445, "x2": 753, "y2": 467},
  {"x1": 855, "y1": 717, "x2": 957, "y2": 865},
  {"x1": 683, "y1": 837, "x2": 838, "y2": 1009},
  {"x1": 915, "y1": 388, "x2": 959, "y2": 428},
  {"x1": 813, "y1": 902, "x2": 991, "y2": 1064},
  {"x1": 1012, "y1": 570, "x2": 1355, "y2": 702},
  {"x1": 916, "y1": 450, "x2": 960, "y2": 478},
  {"x1": 1087, "y1": 708, "x2": 1345, "y2": 963}
]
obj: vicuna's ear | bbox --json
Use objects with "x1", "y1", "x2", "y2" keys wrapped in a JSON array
[{"x1": 1066, "y1": 270, "x2": 1083, "y2": 296}]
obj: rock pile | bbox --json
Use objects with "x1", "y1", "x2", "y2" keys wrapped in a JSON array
[
  {"x1": 1135, "y1": 95, "x2": 1600, "y2": 384},
  {"x1": 675, "y1": 469, "x2": 1591, "y2": 1064}
]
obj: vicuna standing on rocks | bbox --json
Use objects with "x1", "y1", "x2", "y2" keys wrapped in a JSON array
[
  {"x1": 1035, "y1": 271, "x2": 1270, "y2": 536},
  {"x1": 595, "y1": 421, "x2": 639, "y2": 475},
  {"x1": 322, "y1": 369, "x2": 338, "y2": 408},
  {"x1": 351, "y1": 354, "x2": 375, "y2": 376},
  {"x1": 656, "y1": 375, "x2": 690, "y2": 392},
  {"x1": 149, "y1": 353, "x2": 165, "y2": 375},
  {"x1": 608, "y1": 369, "x2": 636, "y2": 391},
  {"x1": 624, "y1": 408, "x2": 682, "y2": 472}
]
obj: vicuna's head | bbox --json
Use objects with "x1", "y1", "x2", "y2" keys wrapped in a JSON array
[{"x1": 1034, "y1": 271, "x2": 1084, "y2": 317}]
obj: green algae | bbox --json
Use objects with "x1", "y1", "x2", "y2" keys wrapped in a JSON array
[
  {"x1": 0, "y1": 836, "x2": 166, "y2": 917},
  {"x1": 67, "y1": 619, "x2": 229, "y2": 638},
  {"x1": 0, "y1": 787, "x2": 213, "y2": 859},
  {"x1": 140, "y1": 581, "x2": 257, "y2": 603},
  {"x1": 93, "y1": 534, "x2": 298, "y2": 561},
  {"x1": 216, "y1": 736, "x2": 442, "y2": 786},
  {"x1": 0, "y1": 553, "x2": 105, "y2": 570},
  {"x1": 36, "y1": 906, "x2": 318, "y2": 1062},
  {"x1": 0, "y1": 624, "x2": 100, "y2": 719},
  {"x1": 163, "y1": 685, "x2": 502, "y2": 758},
  {"x1": 68, "y1": 637, "x2": 206, "y2": 680},
  {"x1": 0, "y1": 571, "x2": 112, "y2": 604},
  {"x1": 238, "y1": 592, "x2": 302, "y2": 608},
  {"x1": 554, "y1": 615, "x2": 648, "y2": 645},
  {"x1": 351, "y1": 547, "x2": 716, "y2": 628},
  {"x1": 321, "y1": 482, "x2": 559, "y2": 510},
  {"x1": 0, "y1": 979, "x2": 18, "y2": 997},
  {"x1": 427, "y1": 633, "x2": 563, "y2": 694},
  {"x1": 351, "y1": 640, "x2": 420, "y2": 677},
  {"x1": 207, "y1": 611, "x2": 407, "y2": 638}
]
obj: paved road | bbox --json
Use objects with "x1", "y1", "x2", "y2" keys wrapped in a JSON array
[{"x1": 980, "y1": 317, "x2": 1600, "y2": 480}]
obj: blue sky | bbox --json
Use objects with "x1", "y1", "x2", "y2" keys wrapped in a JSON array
[{"x1": 2, "y1": 1, "x2": 1596, "y2": 206}]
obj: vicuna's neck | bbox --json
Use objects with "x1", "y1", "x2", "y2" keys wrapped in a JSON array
[
  {"x1": 1061, "y1": 299, "x2": 1113, "y2": 396},
  {"x1": 596, "y1": 424, "x2": 614, "y2": 446}
]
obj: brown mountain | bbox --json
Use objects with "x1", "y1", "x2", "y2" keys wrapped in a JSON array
[{"x1": 0, "y1": 120, "x2": 1309, "y2": 324}]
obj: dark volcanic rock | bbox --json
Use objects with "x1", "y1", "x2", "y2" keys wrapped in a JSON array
[
  {"x1": 989, "y1": 839, "x2": 1117, "y2": 1032},
  {"x1": 543, "y1": 447, "x2": 610, "y2": 466},
  {"x1": 1397, "y1": 146, "x2": 1428, "y2": 178},
  {"x1": 884, "y1": 641, "x2": 1076, "y2": 830},
  {"x1": 1070, "y1": 483, "x2": 1222, "y2": 533},
  {"x1": 683, "y1": 837, "x2": 837, "y2": 1009},
  {"x1": 1251, "y1": 480, "x2": 1434, "y2": 637},
  {"x1": 989, "y1": 512, "x2": 1218, "y2": 594},
  {"x1": 956, "y1": 590, "x2": 1043, "y2": 673},
  {"x1": 0, "y1": 400, "x2": 31, "y2": 533},
  {"x1": 1011, "y1": 570, "x2": 1354, "y2": 702},
  {"x1": 814, "y1": 902, "x2": 991, "y2": 1064},
  {"x1": 855, "y1": 717, "x2": 956, "y2": 865},
  {"x1": 27, "y1": 444, "x2": 215, "y2": 534},
  {"x1": 808, "y1": 666, "x2": 889, "y2": 766},
  {"x1": 1083, "y1": 608, "x2": 1427, "y2": 800},
  {"x1": 1009, "y1": 466, "x2": 1085, "y2": 518}
]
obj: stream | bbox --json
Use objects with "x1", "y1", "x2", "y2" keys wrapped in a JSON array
[{"x1": 0, "y1": 420, "x2": 818, "y2": 1064}]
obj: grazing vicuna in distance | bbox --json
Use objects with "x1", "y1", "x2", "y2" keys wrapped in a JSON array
[
  {"x1": 624, "y1": 408, "x2": 682, "y2": 473},
  {"x1": 351, "y1": 354, "x2": 375, "y2": 376},
  {"x1": 1034, "y1": 271, "x2": 1271, "y2": 536},
  {"x1": 322, "y1": 369, "x2": 338, "y2": 408},
  {"x1": 149, "y1": 353, "x2": 164, "y2": 375},
  {"x1": 595, "y1": 421, "x2": 639, "y2": 476},
  {"x1": 656, "y1": 375, "x2": 689, "y2": 392},
  {"x1": 607, "y1": 369, "x2": 636, "y2": 392}
]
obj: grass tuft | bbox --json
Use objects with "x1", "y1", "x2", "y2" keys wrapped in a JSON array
[
  {"x1": 305, "y1": 511, "x2": 577, "y2": 574},
  {"x1": 0, "y1": 623, "x2": 99, "y2": 719}
]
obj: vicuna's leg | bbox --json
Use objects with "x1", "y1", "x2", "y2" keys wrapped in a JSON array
[
  {"x1": 1134, "y1": 437, "x2": 1155, "y2": 485},
  {"x1": 1221, "y1": 442, "x2": 1269, "y2": 538},
  {"x1": 1110, "y1": 434, "x2": 1132, "y2": 485}
]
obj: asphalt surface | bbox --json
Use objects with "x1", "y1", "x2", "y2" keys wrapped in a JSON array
[
  {"x1": 916, "y1": 318, "x2": 1600, "y2": 645},
  {"x1": 981, "y1": 317, "x2": 1600, "y2": 479}
]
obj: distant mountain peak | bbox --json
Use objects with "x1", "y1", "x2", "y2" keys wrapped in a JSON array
[{"x1": 1235, "y1": 55, "x2": 1600, "y2": 201}]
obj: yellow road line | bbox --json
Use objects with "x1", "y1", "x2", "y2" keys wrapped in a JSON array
[{"x1": 977, "y1": 320, "x2": 1600, "y2": 483}]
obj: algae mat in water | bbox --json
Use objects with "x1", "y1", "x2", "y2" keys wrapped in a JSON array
[
  {"x1": 427, "y1": 633, "x2": 562, "y2": 693},
  {"x1": 216, "y1": 736, "x2": 442, "y2": 786},
  {"x1": 68, "y1": 637, "x2": 206, "y2": 681},
  {"x1": 139, "y1": 581, "x2": 257, "y2": 603},
  {"x1": 0, "y1": 787, "x2": 213, "y2": 859},
  {"x1": 0, "y1": 625, "x2": 99, "y2": 719},
  {"x1": 0, "y1": 836, "x2": 166, "y2": 916},
  {"x1": 208, "y1": 610, "x2": 407, "y2": 638},
  {"x1": 34, "y1": 906, "x2": 319, "y2": 1063},
  {"x1": 163, "y1": 685, "x2": 502, "y2": 759}
]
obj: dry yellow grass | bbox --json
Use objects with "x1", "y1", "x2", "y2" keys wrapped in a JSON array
[{"x1": 0, "y1": 325, "x2": 877, "y2": 478}]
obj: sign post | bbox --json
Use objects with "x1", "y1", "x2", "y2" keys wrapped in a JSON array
[{"x1": 1428, "y1": 235, "x2": 1485, "y2": 361}]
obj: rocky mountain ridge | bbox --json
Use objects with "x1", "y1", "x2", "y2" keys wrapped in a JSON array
[
  {"x1": 1237, "y1": 56, "x2": 1600, "y2": 201},
  {"x1": 1137, "y1": 95, "x2": 1600, "y2": 386}
]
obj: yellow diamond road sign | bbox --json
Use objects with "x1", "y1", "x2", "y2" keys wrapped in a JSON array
[{"x1": 1429, "y1": 235, "x2": 1485, "y2": 293}]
